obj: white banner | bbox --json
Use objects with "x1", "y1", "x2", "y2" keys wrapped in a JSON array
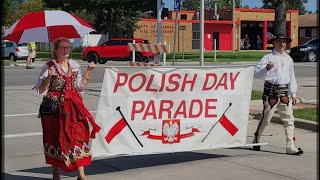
[{"x1": 91, "y1": 66, "x2": 254, "y2": 157}]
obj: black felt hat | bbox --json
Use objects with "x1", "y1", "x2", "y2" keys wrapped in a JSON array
[{"x1": 269, "y1": 33, "x2": 292, "y2": 43}]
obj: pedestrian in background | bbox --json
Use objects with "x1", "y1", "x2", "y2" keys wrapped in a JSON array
[
  {"x1": 252, "y1": 33, "x2": 303, "y2": 155},
  {"x1": 244, "y1": 34, "x2": 250, "y2": 50},
  {"x1": 26, "y1": 41, "x2": 36, "y2": 69},
  {"x1": 256, "y1": 35, "x2": 262, "y2": 50},
  {"x1": 35, "y1": 37, "x2": 101, "y2": 180}
]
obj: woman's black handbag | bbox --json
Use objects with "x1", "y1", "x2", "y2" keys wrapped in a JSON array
[
  {"x1": 39, "y1": 78, "x2": 65, "y2": 117},
  {"x1": 39, "y1": 99, "x2": 58, "y2": 115}
]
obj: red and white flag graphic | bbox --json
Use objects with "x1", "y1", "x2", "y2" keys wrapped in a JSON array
[
  {"x1": 220, "y1": 114, "x2": 238, "y2": 136},
  {"x1": 105, "y1": 116, "x2": 127, "y2": 143}
]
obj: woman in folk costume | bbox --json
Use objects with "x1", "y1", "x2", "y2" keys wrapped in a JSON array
[{"x1": 35, "y1": 37, "x2": 101, "y2": 180}]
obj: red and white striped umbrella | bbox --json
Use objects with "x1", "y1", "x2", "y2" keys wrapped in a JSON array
[{"x1": 4, "y1": 10, "x2": 95, "y2": 44}]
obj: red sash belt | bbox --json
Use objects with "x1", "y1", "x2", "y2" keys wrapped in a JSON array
[{"x1": 64, "y1": 91, "x2": 101, "y2": 138}]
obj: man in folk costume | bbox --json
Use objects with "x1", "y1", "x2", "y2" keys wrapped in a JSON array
[{"x1": 252, "y1": 33, "x2": 303, "y2": 155}]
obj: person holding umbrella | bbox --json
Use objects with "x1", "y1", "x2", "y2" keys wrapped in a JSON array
[{"x1": 35, "y1": 37, "x2": 101, "y2": 180}]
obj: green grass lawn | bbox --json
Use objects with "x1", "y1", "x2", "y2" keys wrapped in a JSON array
[
  {"x1": 2, "y1": 61, "x2": 18, "y2": 66},
  {"x1": 293, "y1": 108, "x2": 318, "y2": 122},
  {"x1": 167, "y1": 51, "x2": 269, "y2": 62},
  {"x1": 33, "y1": 51, "x2": 269, "y2": 62},
  {"x1": 251, "y1": 90, "x2": 263, "y2": 100}
]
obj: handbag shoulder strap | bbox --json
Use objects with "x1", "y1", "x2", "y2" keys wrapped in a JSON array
[{"x1": 46, "y1": 60, "x2": 65, "y2": 100}]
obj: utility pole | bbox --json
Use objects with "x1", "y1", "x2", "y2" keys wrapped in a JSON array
[
  {"x1": 157, "y1": 0, "x2": 162, "y2": 44},
  {"x1": 200, "y1": 0, "x2": 204, "y2": 66},
  {"x1": 172, "y1": 0, "x2": 181, "y2": 66},
  {"x1": 232, "y1": 0, "x2": 235, "y2": 53}
]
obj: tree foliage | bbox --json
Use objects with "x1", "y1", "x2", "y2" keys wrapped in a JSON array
[
  {"x1": 262, "y1": 0, "x2": 309, "y2": 35},
  {"x1": 86, "y1": 0, "x2": 157, "y2": 37},
  {"x1": 262, "y1": 0, "x2": 308, "y2": 15},
  {"x1": 182, "y1": 0, "x2": 242, "y2": 11},
  {"x1": 44, "y1": 0, "x2": 157, "y2": 38},
  {"x1": 3, "y1": 0, "x2": 20, "y2": 27},
  {"x1": 4, "y1": 0, "x2": 45, "y2": 27}
]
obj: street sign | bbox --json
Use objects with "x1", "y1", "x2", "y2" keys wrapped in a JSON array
[
  {"x1": 174, "y1": 0, "x2": 181, "y2": 11},
  {"x1": 179, "y1": 25, "x2": 186, "y2": 30}
]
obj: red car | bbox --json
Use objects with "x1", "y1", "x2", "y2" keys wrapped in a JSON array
[{"x1": 81, "y1": 38, "x2": 155, "y2": 64}]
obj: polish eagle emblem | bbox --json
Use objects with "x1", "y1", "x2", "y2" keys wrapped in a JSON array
[{"x1": 162, "y1": 120, "x2": 180, "y2": 143}]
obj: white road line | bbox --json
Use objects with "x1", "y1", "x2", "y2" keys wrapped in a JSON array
[
  {"x1": 4, "y1": 111, "x2": 97, "y2": 139},
  {"x1": 4, "y1": 132, "x2": 42, "y2": 139},
  {"x1": 5, "y1": 113, "x2": 38, "y2": 117},
  {"x1": 295, "y1": 63, "x2": 317, "y2": 67},
  {"x1": 4, "y1": 111, "x2": 97, "y2": 117}
]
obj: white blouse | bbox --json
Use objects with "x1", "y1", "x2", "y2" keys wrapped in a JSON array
[{"x1": 35, "y1": 59, "x2": 85, "y2": 95}]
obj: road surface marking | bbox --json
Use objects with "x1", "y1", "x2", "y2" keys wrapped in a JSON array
[{"x1": 4, "y1": 132, "x2": 42, "y2": 139}]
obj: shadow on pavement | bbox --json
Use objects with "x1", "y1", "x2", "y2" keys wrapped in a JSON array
[
  {"x1": 10, "y1": 152, "x2": 228, "y2": 179},
  {"x1": 4, "y1": 173, "x2": 50, "y2": 180},
  {"x1": 231, "y1": 147, "x2": 287, "y2": 155}
]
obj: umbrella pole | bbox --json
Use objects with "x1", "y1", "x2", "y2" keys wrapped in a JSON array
[{"x1": 47, "y1": 27, "x2": 52, "y2": 59}]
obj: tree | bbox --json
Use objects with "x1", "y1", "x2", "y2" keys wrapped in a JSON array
[
  {"x1": 262, "y1": 0, "x2": 309, "y2": 35},
  {"x1": 262, "y1": 0, "x2": 308, "y2": 15},
  {"x1": 3, "y1": 0, "x2": 22, "y2": 27},
  {"x1": 4, "y1": 0, "x2": 45, "y2": 27},
  {"x1": 45, "y1": 0, "x2": 157, "y2": 38},
  {"x1": 273, "y1": 0, "x2": 287, "y2": 35},
  {"x1": 181, "y1": 0, "x2": 199, "y2": 11}
]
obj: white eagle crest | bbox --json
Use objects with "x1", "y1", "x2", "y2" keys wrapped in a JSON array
[{"x1": 163, "y1": 122, "x2": 179, "y2": 143}]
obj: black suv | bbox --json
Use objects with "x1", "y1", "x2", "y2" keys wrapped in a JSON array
[{"x1": 289, "y1": 37, "x2": 319, "y2": 62}]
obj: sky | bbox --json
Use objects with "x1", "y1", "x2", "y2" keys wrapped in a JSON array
[{"x1": 163, "y1": 0, "x2": 318, "y2": 13}]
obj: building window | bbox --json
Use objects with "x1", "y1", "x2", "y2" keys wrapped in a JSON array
[
  {"x1": 192, "y1": 23, "x2": 200, "y2": 49},
  {"x1": 192, "y1": 32, "x2": 200, "y2": 49},
  {"x1": 192, "y1": 32, "x2": 200, "y2": 39},
  {"x1": 311, "y1": 28, "x2": 318, "y2": 37},
  {"x1": 180, "y1": 14, "x2": 187, "y2": 20},
  {"x1": 305, "y1": 28, "x2": 312, "y2": 37},
  {"x1": 192, "y1": 40, "x2": 200, "y2": 49},
  {"x1": 299, "y1": 29, "x2": 305, "y2": 37}
]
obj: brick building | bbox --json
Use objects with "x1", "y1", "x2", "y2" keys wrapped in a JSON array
[
  {"x1": 298, "y1": 13, "x2": 319, "y2": 44},
  {"x1": 133, "y1": 8, "x2": 299, "y2": 52}
]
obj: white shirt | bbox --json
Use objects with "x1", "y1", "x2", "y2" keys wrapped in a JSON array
[
  {"x1": 35, "y1": 59, "x2": 85, "y2": 95},
  {"x1": 254, "y1": 49, "x2": 297, "y2": 97}
]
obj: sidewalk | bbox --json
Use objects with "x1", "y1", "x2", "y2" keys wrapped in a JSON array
[{"x1": 249, "y1": 99, "x2": 318, "y2": 132}]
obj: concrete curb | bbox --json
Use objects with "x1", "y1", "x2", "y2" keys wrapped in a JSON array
[{"x1": 250, "y1": 112, "x2": 318, "y2": 132}]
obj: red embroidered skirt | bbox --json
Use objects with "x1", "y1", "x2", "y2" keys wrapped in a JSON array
[{"x1": 41, "y1": 99, "x2": 91, "y2": 172}]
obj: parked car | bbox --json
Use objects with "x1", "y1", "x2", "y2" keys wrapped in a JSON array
[
  {"x1": 289, "y1": 37, "x2": 319, "y2": 62},
  {"x1": 2, "y1": 41, "x2": 29, "y2": 61},
  {"x1": 81, "y1": 38, "x2": 155, "y2": 64}
]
